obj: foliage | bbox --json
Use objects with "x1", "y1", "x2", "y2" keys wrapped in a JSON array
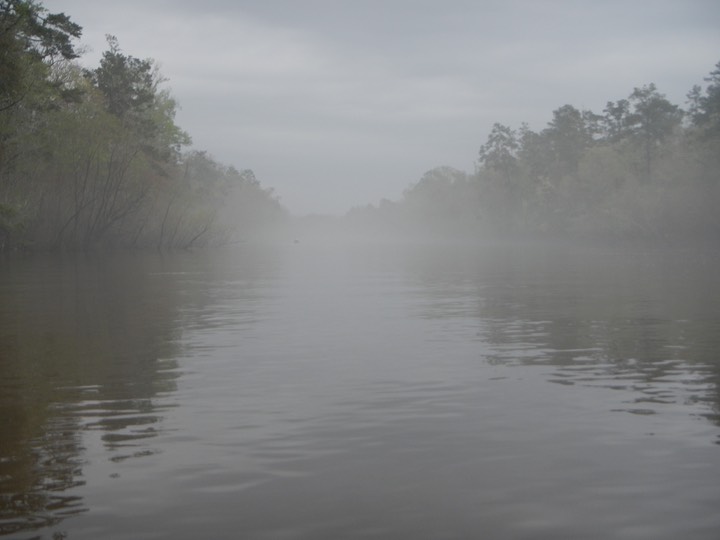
[
  {"x1": 2, "y1": 0, "x2": 717, "y2": 248},
  {"x1": 687, "y1": 61, "x2": 720, "y2": 139},
  {"x1": 478, "y1": 123, "x2": 518, "y2": 183},
  {"x1": 356, "y1": 60, "x2": 720, "y2": 245},
  {"x1": 0, "y1": 2, "x2": 285, "y2": 251},
  {"x1": 0, "y1": 0, "x2": 81, "y2": 112}
]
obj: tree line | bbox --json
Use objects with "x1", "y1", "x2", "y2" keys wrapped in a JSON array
[
  {"x1": 0, "y1": 0, "x2": 285, "y2": 251},
  {"x1": 3, "y1": 1, "x2": 719, "y2": 248},
  {"x1": 349, "y1": 61, "x2": 720, "y2": 245}
]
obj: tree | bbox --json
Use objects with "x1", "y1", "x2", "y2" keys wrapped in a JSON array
[
  {"x1": 517, "y1": 123, "x2": 550, "y2": 181},
  {"x1": 1, "y1": 0, "x2": 82, "y2": 185},
  {"x1": 687, "y1": 61, "x2": 720, "y2": 139},
  {"x1": 87, "y1": 35, "x2": 155, "y2": 119},
  {"x1": 478, "y1": 123, "x2": 519, "y2": 185},
  {"x1": 477, "y1": 124, "x2": 529, "y2": 231},
  {"x1": 626, "y1": 83, "x2": 683, "y2": 182},
  {"x1": 86, "y1": 36, "x2": 190, "y2": 161},
  {"x1": 0, "y1": 0, "x2": 81, "y2": 112},
  {"x1": 399, "y1": 166, "x2": 476, "y2": 235},
  {"x1": 602, "y1": 99, "x2": 632, "y2": 142},
  {"x1": 0, "y1": 2, "x2": 289, "y2": 251},
  {"x1": 543, "y1": 104, "x2": 593, "y2": 177}
]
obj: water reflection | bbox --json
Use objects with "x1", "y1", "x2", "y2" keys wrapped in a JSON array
[
  {"x1": 0, "y1": 253, "x2": 185, "y2": 536},
  {"x1": 401, "y1": 243, "x2": 720, "y2": 431},
  {"x1": 1, "y1": 243, "x2": 719, "y2": 539}
]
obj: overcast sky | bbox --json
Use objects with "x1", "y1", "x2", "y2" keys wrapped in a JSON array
[{"x1": 45, "y1": 0, "x2": 720, "y2": 215}]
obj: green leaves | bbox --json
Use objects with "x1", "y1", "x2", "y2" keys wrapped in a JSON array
[
  {"x1": 0, "y1": 0, "x2": 82, "y2": 112},
  {"x1": 88, "y1": 35, "x2": 156, "y2": 119},
  {"x1": 0, "y1": 2, "x2": 282, "y2": 250},
  {"x1": 465, "y1": 62, "x2": 719, "y2": 240},
  {"x1": 84, "y1": 36, "x2": 190, "y2": 164}
]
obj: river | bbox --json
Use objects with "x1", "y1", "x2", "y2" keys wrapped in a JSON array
[{"x1": 1, "y1": 242, "x2": 719, "y2": 539}]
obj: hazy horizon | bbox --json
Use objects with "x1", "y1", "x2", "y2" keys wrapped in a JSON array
[{"x1": 45, "y1": 0, "x2": 720, "y2": 216}]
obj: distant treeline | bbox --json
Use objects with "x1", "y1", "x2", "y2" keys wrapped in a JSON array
[
  {"x1": 3, "y1": 2, "x2": 719, "y2": 249},
  {"x1": 349, "y1": 62, "x2": 720, "y2": 244},
  {"x1": 0, "y1": 1, "x2": 285, "y2": 250}
]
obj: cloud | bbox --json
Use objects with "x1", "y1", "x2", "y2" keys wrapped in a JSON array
[{"x1": 45, "y1": 0, "x2": 720, "y2": 214}]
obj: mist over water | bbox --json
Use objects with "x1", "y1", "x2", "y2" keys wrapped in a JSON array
[
  {"x1": 1, "y1": 242, "x2": 719, "y2": 539},
  {"x1": 2, "y1": 3, "x2": 720, "y2": 537}
]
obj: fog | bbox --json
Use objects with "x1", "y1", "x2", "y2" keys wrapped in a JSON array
[
  {"x1": 1, "y1": 2, "x2": 719, "y2": 250},
  {"x1": 43, "y1": 0, "x2": 720, "y2": 216},
  {"x1": 4, "y1": 3, "x2": 720, "y2": 537}
]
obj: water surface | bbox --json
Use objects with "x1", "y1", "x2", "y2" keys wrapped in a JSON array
[{"x1": 1, "y1": 243, "x2": 719, "y2": 539}]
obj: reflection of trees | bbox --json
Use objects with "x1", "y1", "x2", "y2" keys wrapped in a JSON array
[
  {"x1": 0, "y1": 253, "x2": 184, "y2": 535},
  {"x1": 403, "y1": 244, "x2": 720, "y2": 427}
]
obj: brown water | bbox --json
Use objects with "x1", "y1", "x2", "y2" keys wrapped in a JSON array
[{"x1": 1, "y1": 243, "x2": 719, "y2": 539}]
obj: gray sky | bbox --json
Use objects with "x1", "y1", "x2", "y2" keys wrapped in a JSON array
[{"x1": 46, "y1": 0, "x2": 720, "y2": 215}]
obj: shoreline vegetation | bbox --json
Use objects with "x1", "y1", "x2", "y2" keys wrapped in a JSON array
[
  {"x1": 344, "y1": 67, "x2": 720, "y2": 248},
  {"x1": 0, "y1": 1, "x2": 286, "y2": 251},
  {"x1": 1, "y1": 1, "x2": 719, "y2": 252}
]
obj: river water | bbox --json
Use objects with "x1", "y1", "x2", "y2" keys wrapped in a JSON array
[{"x1": 1, "y1": 242, "x2": 719, "y2": 539}]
